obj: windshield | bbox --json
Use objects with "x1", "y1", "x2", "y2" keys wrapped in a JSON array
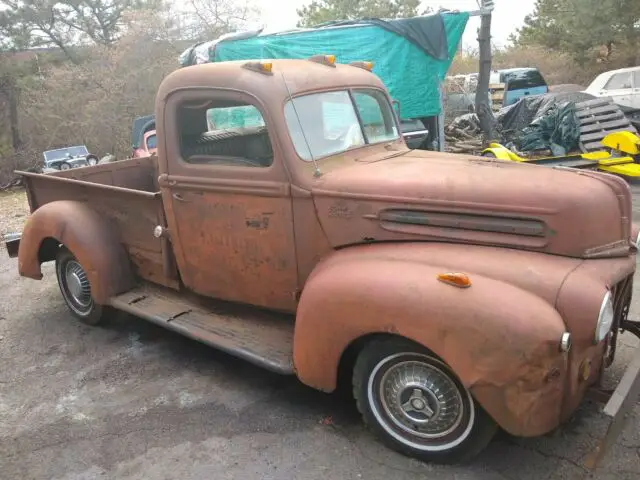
[
  {"x1": 44, "y1": 146, "x2": 89, "y2": 161},
  {"x1": 284, "y1": 89, "x2": 399, "y2": 161}
]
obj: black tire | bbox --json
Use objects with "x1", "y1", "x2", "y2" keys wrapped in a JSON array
[
  {"x1": 55, "y1": 248, "x2": 105, "y2": 325},
  {"x1": 482, "y1": 151, "x2": 497, "y2": 158},
  {"x1": 353, "y1": 338, "x2": 497, "y2": 464},
  {"x1": 86, "y1": 155, "x2": 98, "y2": 166},
  {"x1": 60, "y1": 162, "x2": 71, "y2": 170}
]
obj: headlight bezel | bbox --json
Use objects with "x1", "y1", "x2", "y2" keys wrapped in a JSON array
[{"x1": 595, "y1": 290, "x2": 614, "y2": 343}]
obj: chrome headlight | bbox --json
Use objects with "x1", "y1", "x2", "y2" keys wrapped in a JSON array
[{"x1": 595, "y1": 291, "x2": 614, "y2": 343}]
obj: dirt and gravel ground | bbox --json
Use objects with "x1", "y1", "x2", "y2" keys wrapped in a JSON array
[{"x1": 1, "y1": 188, "x2": 639, "y2": 480}]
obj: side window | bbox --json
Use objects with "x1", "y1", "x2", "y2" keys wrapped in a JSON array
[
  {"x1": 177, "y1": 99, "x2": 273, "y2": 167},
  {"x1": 633, "y1": 70, "x2": 640, "y2": 88},
  {"x1": 605, "y1": 72, "x2": 633, "y2": 90},
  {"x1": 352, "y1": 90, "x2": 398, "y2": 143}
]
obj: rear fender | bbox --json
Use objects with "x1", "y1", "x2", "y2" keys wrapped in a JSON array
[
  {"x1": 18, "y1": 200, "x2": 135, "y2": 304},
  {"x1": 294, "y1": 247, "x2": 568, "y2": 436}
]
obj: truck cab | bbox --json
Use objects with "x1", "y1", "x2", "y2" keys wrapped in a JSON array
[{"x1": 5, "y1": 58, "x2": 640, "y2": 467}]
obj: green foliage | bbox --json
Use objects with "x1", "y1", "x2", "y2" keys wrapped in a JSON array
[
  {"x1": 513, "y1": 0, "x2": 640, "y2": 66},
  {"x1": 0, "y1": 1, "x2": 161, "y2": 56},
  {"x1": 296, "y1": 0, "x2": 426, "y2": 27}
]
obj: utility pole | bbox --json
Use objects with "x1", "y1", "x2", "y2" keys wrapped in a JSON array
[{"x1": 475, "y1": 0, "x2": 497, "y2": 142}]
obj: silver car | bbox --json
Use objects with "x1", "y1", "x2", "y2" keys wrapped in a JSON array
[{"x1": 43, "y1": 146, "x2": 98, "y2": 171}]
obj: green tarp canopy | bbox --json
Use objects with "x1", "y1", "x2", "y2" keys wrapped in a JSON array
[{"x1": 185, "y1": 13, "x2": 468, "y2": 121}]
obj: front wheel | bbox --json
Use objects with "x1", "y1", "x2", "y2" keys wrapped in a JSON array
[
  {"x1": 55, "y1": 249, "x2": 105, "y2": 325},
  {"x1": 60, "y1": 162, "x2": 71, "y2": 170},
  {"x1": 353, "y1": 338, "x2": 497, "y2": 464}
]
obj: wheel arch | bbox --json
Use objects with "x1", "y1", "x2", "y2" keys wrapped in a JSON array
[
  {"x1": 293, "y1": 246, "x2": 568, "y2": 437},
  {"x1": 18, "y1": 200, "x2": 135, "y2": 304}
]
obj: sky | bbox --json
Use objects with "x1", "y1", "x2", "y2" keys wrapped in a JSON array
[{"x1": 254, "y1": 0, "x2": 537, "y2": 50}]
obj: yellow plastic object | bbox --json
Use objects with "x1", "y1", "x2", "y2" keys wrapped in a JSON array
[
  {"x1": 596, "y1": 156, "x2": 634, "y2": 166},
  {"x1": 582, "y1": 151, "x2": 611, "y2": 160},
  {"x1": 482, "y1": 143, "x2": 522, "y2": 161},
  {"x1": 600, "y1": 131, "x2": 640, "y2": 155},
  {"x1": 598, "y1": 161, "x2": 640, "y2": 178}
]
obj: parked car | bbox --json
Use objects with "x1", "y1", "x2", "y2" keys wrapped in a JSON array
[
  {"x1": 584, "y1": 66, "x2": 640, "y2": 109},
  {"x1": 43, "y1": 145, "x2": 98, "y2": 170},
  {"x1": 132, "y1": 129, "x2": 158, "y2": 158},
  {"x1": 490, "y1": 67, "x2": 549, "y2": 106},
  {"x1": 131, "y1": 114, "x2": 156, "y2": 158},
  {"x1": 5, "y1": 57, "x2": 640, "y2": 467}
]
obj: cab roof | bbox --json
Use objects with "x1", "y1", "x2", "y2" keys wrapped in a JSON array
[{"x1": 156, "y1": 59, "x2": 387, "y2": 103}]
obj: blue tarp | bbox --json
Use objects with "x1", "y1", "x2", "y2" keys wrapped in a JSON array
[{"x1": 181, "y1": 13, "x2": 469, "y2": 119}]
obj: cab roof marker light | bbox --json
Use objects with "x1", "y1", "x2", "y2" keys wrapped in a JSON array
[
  {"x1": 242, "y1": 61, "x2": 273, "y2": 75},
  {"x1": 350, "y1": 61, "x2": 374, "y2": 71},
  {"x1": 437, "y1": 272, "x2": 472, "y2": 289},
  {"x1": 309, "y1": 54, "x2": 337, "y2": 67}
]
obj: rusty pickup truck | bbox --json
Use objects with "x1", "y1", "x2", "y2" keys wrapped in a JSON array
[{"x1": 4, "y1": 57, "x2": 640, "y2": 466}]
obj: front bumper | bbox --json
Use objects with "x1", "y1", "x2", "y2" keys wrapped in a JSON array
[
  {"x1": 3, "y1": 232, "x2": 20, "y2": 258},
  {"x1": 584, "y1": 343, "x2": 640, "y2": 469}
]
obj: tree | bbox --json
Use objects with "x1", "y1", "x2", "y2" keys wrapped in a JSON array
[
  {"x1": 513, "y1": 0, "x2": 640, "y2": 66},
  {"x1": 0, "y1": 1, "x2": 161, "y2": 62},
  {"x1": 296, "y1": 0, "x2": 425, "y2": 27},
  {"x1": 176, "y1": 0, "x2": 258, "y2": 41}
]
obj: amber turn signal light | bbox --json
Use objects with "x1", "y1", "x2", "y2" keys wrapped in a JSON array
[
  {"x1": 437, "y1": 272, "x2": 472, "y2": 288},
  {"x1": 350, "y1": 61, "x2": 374, "y2": 71},
  {"x1": 242, "y1": 61, "x2": 273, "y2": 74},
  {"x1": 309, "y1": 54, "x2": 336, "y2": 67}
]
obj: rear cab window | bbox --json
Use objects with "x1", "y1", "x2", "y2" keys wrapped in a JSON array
[{"x1": 176, "y1": 99, "x2": 273, "y2": 168}]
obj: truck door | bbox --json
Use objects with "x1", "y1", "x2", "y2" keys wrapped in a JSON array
[{"x1": 159, "y1": 89, "x2": 298, "y2": 312}]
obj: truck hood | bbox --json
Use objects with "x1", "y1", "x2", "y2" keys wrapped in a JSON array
[{"x1": 310, "y1": 150, "x2": 633, "y2": 258}]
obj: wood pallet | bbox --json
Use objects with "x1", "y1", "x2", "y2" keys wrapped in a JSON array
[{"x1": 575, "y1": 97, "x2": 638, "y2": 152}]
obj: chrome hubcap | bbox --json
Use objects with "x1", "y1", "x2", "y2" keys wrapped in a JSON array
[
  {"x1": 379, "y1": 360, "x2": 464, "y2": 439},
  {"x1": 64, "y1": 260, "x2": 91, "y2": 309}
]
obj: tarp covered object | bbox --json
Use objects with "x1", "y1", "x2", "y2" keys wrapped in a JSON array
[
  {"x1": 497, "y1": 91, "x2": 595, "y2": 137},
  {"x1": 179, "y1": 13, "x2": 469, "y2": 119},
  {"x1": 496, "y1": 91, "x2": 596, "y2": 154},
  {"x1": 514, "y1": 102, "x2": 581, "y2": 155}
]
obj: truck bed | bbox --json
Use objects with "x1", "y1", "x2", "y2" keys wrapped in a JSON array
[{"x1": 19, "y1": 157, "x2": 176, "y2": 288}]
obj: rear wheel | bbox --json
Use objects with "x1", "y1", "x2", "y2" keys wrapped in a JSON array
[
  {"x1": 55, "y1": 249, "x2": 105, "y2": 325},
  {"x1": 482, "y1": 151, "x2": 497, "y2": 158},
  {"x1": 60, "y1": 162, "x2": 71, "y2": 170},
  {"x1": 353, "y1": 338, "x2": 497, "y2": 464}
]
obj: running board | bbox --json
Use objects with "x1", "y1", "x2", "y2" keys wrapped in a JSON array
[{"x1": 109, "y1": 285, "x2": 295, "y2": 374}]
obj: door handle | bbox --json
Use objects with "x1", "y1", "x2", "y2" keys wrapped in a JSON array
[{"x1": 172, "y1": 193, "x2": 190, "y2": 202}]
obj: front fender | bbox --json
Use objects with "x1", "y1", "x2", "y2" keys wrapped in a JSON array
[
  {"x1": 18, "y1": 200, "x2": 134, "y2": 304},
  {"x1": 294, "y1": 245, "x2": 568, "y2": 437}
]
